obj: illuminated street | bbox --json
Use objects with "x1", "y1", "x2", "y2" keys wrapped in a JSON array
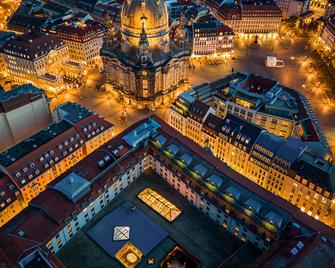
[
  {"x1": 51, "y1": 36, "x2": 335, "y2": 155},
  {"x1": 2, "y1": 0, "x2": 335, "y2": 265},
  {"x1": 0, "y1": 0, "x2": 21, "y2": 30}
]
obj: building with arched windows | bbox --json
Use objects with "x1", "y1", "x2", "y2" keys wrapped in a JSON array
[{"x1": 101, "y1": 0, "x2": 190, "y2": 109}]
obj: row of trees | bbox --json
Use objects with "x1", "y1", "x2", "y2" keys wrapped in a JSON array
[{"x1": 310, "y1": 50, "x2": 335, "y2": 95}]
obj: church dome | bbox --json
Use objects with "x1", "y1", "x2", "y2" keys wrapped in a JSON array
[{"x1": 121, "y1": 0, "x2": 170, "y2": 47}]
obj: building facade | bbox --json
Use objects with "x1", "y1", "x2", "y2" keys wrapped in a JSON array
[
  {"x1": 274, "y1": 0, "x2": 310, "y2": 18},
  {"x1": 190, "y1": 73, "x2": 331, "y2": 160},
  {"x1": 0, "y1": 31, "x2": 16, "y2": 80},
  {"x1": 0, "y1": 84, "x2": 52, "y2": 152},
  {"x1": 207, "y1": 0, "x2": 282, "y2": 39},
  {"x1": 320, "y1": 14, "x2": 335, "y2": 52},
  {"x1": 41, "y1": 16, "x2": 105, "y2": 64},
  {"x1": 0, "y1": 102, "x2": 114, "y2": 226},
  {"x1": 101, "y1": 0, "x2": 190, "y2": 109},
  {"x1": 169, "y1": 95, "x2": 335, "y2": 228},
  {"x1": 0, "y1": 115, "x2": 334, "y2": 268},
  {"x1": 1, "y1": 32, "x2": 83, "y2": 92},
  {"x1": 192, "y1": 22, "x2": 234, "y2": 57}
]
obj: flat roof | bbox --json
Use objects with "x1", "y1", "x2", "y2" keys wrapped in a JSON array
[
  {"x1": 87, "y1": 201, "x2": 168, "y2": 257},
  {"x1": 53, "y1": 172, "x2": 91, "y2": 203},
  {"x1": 55, "y1": 102, "x2": 93, "y2": 125}
]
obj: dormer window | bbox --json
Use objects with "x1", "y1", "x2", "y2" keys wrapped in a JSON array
[
  {"x1": 75, "y1": 133, "x2": 80, "y2": 139},
  {"x1": 65, "y1": 141, "x2": 69, "y2": 146},
  {"x1": 70, "y1": 137, "x2": 74, "y2": 142},
  {"x1": 50, "y1": 150, "x2": 54, "y2": 155},
  {"x1": 23, "y1": 167, "x2": 28, "y2": 173},
  {"x1": 40, "y1": 156, "x2": 44, "y2": 162},
  {"x1": 92, "y1": 122, "x2": 97, "y2": 127},
  {"x1": 29, "y1": 162, "x2": 35, "y2": 168},
  {"x1": 58, "y1": 144, "x2": 63, "y2": 150},
  {"x1": 15, "y1": 171, "x2": 21, "y2": 177}
]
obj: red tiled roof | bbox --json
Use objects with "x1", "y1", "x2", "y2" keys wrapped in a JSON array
[
  {"x1": 0, "y1": 233, "x2": 39, "y2": 267},
  {"x1": 31, "y1": 190, "x2": 77, "y2": 224},
  {"x1": 240, "y1": 73, "x2": 277, "y2": 93},
  {"x1": 56, "y1": 22, "x2": 104, "y2": 42},
  {"x1": 3, "y1": 208, "x2": 60, "y2": 243}
]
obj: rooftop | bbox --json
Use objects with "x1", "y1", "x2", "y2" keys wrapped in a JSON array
[
  {"x1": 7, "y1": 14, "x2": 46, "y2": 33},
  {"x1": 87, "y1": 201, "x2": 168, "y2": 257},
  {"x1": 2, "y1": 32, "x2": 65, "y2": 61},
  {"x1": 0, "y1": 31, "x2": 16, "y2": 47},
  {"x1": 239, "y1": 73, "x2": 278, "y2": 94},
  {"x1": 54, "y1": 102, "x2": 93, "y2": 125},
  {"x1": 52, "y1": 172, "x2": 91, "y2": 203},
  {"x1": 0, "y1": 84, "x2": 44, "y2": 102},
  {"x1": 0, "y1": 121, "x2": 72, "y2": 167}
]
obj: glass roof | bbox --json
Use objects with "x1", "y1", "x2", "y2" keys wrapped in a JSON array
[
  {"x1": 138, "y1": 188, "x2": 181, "y2": 222},
  {"x1": 113, "y1": 226, "x2": 130, "y2": 241}
]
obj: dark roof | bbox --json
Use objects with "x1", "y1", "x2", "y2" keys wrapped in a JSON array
[
  {"x1": 189, "y1": 100, "x2": 211, "y2": 122},
  {"x1": 55, "y1": 102, "x2": 93, "y2": 125},
  {"x1": 291, "y1": 154, "x2": 335, "y2": 192},
  {"x1": 0, "y1": 84, "x2": 43, "y2": 102},
  {"x1": 0, "y1": 31, "x2": 16, "y2": 47},
  {"x1": 203, "y1": 113, "x2": 223, "y2": 133},
  {"x1": 239, "y1": 74, "x2": 278, "y2": 94},
  {"x1": 87, "y1": 202, "x2": 168, "y2": 257},
  {"x1": 7, "y1": 15, "x2": 46, "y2": 33},
  {"x1": 220, "y1": 113, "x2": 264, "y2": 152},
  {"x1": 0, "y1": 121, "x2": 72, "y2": 167},
  {"x1": 2, "y1": 32, "x2": 65, "y2": 61},
  {"x1": 193, "y1": 21, "x2": 234, "y2": 35}
]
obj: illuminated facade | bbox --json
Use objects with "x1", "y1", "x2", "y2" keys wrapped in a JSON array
[
  {"x1": 0, "y1": 102, "x2": 114, "y2": 226},
  {"x1": 320, "y1": 14, "x2": 335, "y2": 52},
  {"x1": 274, "y1": 0, "x2": 310, "y2": 18},
  {"x1": 169, "y1": 95, "x2": 335, "y2": 227},
  {"x1": 1, "y1": 32, "x2": 83, "y2": 92},
  {"x1": 207, "y1": 0, "x2": 282, "y2": 39},
  {"x1": 192, "y1": 22, "x2": 234, "y2": 57},
  {"x1": 212, "y1": 73, "x2": 331, "y2": 160},
  {"x1": 42, "y1": 18, "x2": 105, "y2": 64},
  {"x1": 1, "y1": 115, "x2": 334, "y2": 268},
  {"x1": 101, "y1": 0, "x2": 190, "y2": 109}
]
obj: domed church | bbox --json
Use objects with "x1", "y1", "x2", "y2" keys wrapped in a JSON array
[{"x1": 101, "y1": 0, "x2": 190, "y2": 109}]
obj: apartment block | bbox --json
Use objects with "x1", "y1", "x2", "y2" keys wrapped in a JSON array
[
  {"x1": 0, "y1": 102, "x2": 113, "y2": 226},
  {"x1": 207, "y1": 0, "x2": 282, "y2": 38},
  {"x1": 0, "y1": 115, "x2": 334, "y2": 267}
]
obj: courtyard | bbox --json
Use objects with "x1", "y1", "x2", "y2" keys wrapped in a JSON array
[{"x1": 57, "y1": 170, "x2": 261, "y2": 268}]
